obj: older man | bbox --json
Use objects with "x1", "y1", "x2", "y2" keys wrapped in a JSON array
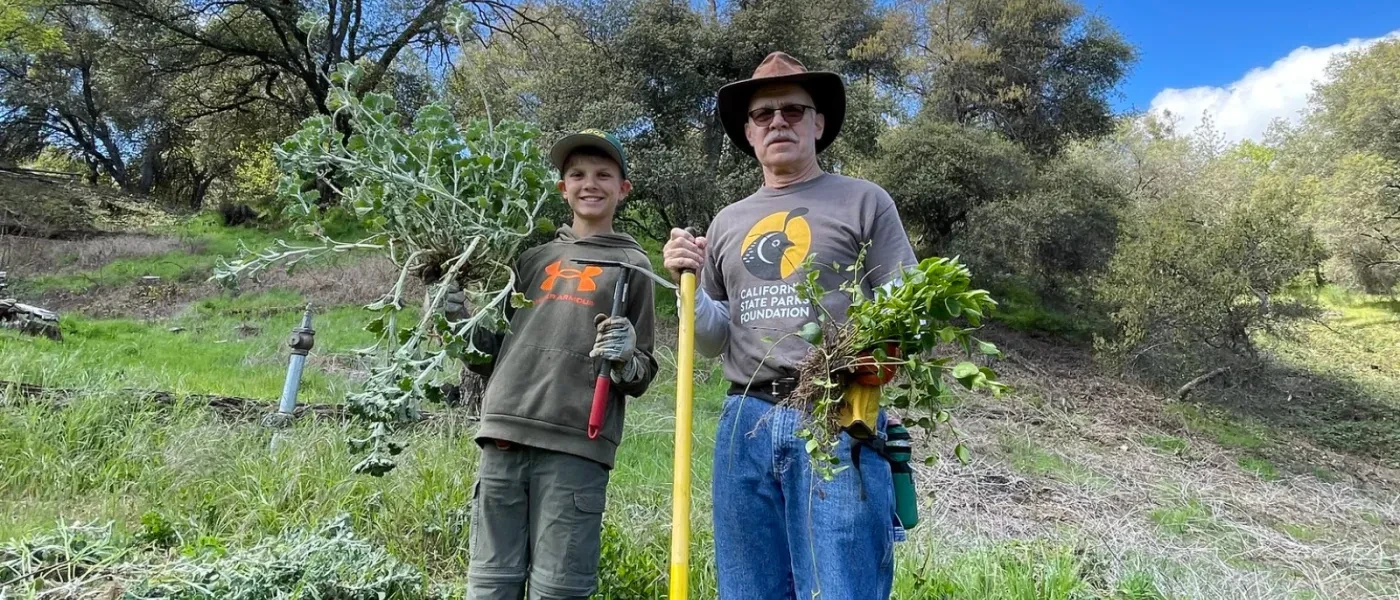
[{"x1": 663, "y1": 52, "x2": 917, "y2": 599}]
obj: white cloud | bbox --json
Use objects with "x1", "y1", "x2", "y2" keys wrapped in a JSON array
[{"x1": 1148, "y1": 30, "x2": 1400, "y2": 142}]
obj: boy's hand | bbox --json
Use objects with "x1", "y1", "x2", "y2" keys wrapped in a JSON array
[
  {"x1": 442, "y1": 281, "x2": 470, "y2": 320},
  {"x1": 663, "y1": 227, "x2": 706, "y2": 282},
  {"x1": 590, "y1": 314, "x2": 636, "y2": 363}
]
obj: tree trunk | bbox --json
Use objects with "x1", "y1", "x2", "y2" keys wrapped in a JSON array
[
  {"x1": 190, "y1": 172, "x2": 214, "y2": 210},
  {"x1": 137, "y1": 141, "x2": 166, "y2": 194},
  {"x1": 444, "y1": 365, "x2": 484, "y2": 418}
]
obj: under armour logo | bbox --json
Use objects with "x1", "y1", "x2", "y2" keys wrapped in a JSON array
[{"x1": 541, "y1": 260, "x2": 603, "y2": 292}]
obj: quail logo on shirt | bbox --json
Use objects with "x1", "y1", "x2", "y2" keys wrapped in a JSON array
[
  {"x1": 734, "y1": 208, "x2": 815, "y2": 326},
  {"x1": 740, "y1": 208, "x2": 811, "y2": 281}
]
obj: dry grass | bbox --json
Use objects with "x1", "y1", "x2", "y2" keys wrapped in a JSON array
[
  {"x1": 22, "y1": 252, "x2": 417, "y2": 320},
  {"x1": 906, "y1": 327, "x2": 1400, "y2": 599},
  {"x1": 0, "y1": 171, "x2": 176, "y2": 238},
  {"x1": 0, "y1": 234, "x2": 196, "y2": 277}
]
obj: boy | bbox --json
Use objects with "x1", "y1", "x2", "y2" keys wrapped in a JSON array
[{"x1": 453, "y1": 130, "x2": 658, "y2": 600}]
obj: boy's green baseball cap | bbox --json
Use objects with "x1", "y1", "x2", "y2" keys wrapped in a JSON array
[{"x1": 549, "y1": 129, "x2": 629, "y2": 179}]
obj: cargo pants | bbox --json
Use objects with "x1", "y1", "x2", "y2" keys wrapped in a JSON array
[{"x1": 467, "y1": 442, "x2": 609, "y2": 600}]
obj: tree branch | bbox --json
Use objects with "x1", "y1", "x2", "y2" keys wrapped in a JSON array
[
  {"x1": 352, "y1": 0, "x2": 446, "y2": 97},
  {"x1": 1177, "y1": 367, "x2": 1230, "y2": 400}
]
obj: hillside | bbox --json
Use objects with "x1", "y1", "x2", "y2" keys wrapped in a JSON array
[
  {"x1": 2, "y1": 216, "x2": 1397, "y2": 599},
  {"x1": 0, "y1": 169, "x2": 176, "y2": 239}
]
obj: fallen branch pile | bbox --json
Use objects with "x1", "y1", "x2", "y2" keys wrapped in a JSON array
[
  {"x1": 0, "y1": 271, "x2": 62, "y2": 340},
  {"x1": 0, "y1": 379, "x2": 439, "y2": 423}
]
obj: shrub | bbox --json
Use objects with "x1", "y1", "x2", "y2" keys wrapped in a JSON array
[
  {"x1": 867, "y1": 116, "x2": 1035, "y2": 255},
  {"x1": 1096, "y1": 142, "x2": 1325, "y2": 369},
  {"x1": 952, "y1": 140, "x2": 1129, "y2": 304}
]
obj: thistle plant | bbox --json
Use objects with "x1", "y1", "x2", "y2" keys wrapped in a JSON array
[
  {"x1": 790, "y1": 251, "x2": 1007, "y2": 479},
  {"x1": 213, "y1": 63, "x2": 555, "y2": 476}
]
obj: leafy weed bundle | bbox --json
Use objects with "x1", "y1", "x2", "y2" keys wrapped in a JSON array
[{"x1": 788, "y1": 253, "x2": 1007, "y2": 475}]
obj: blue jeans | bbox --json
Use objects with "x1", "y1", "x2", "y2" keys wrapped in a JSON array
[{"x1": 712, "y1": 394, "x2": 904, "y2": 600}]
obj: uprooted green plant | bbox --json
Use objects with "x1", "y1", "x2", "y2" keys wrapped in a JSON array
[
  {"x1": 212, "y1": 63, "x2": 555, "y2": 476},
  {"x1": 790, "y1": 251, "x2": 1007, "y2": 478}
]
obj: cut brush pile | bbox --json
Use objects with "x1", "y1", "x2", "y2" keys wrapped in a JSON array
[
  {"x1": 789, "y1": 253, "x2": 1007, "y2": 477},
  {"x1": 212, "y1": 63, "x2": 556, "y2": 476}
]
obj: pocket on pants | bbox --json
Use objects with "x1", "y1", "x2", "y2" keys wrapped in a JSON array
[
  {"x1": 565, "y1": 491, "x2": 607, "y2": 576},
  {"x1": 468, "y1": 480, "x2": 481, "y2": 552}
]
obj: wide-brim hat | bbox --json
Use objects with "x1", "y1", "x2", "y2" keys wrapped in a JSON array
[
  {"x1": 717, "y1": 51, "x2": 846, "y2": 157},
  {"x1": 549, "y1": 129, "x2": 629, "y2": 179}
]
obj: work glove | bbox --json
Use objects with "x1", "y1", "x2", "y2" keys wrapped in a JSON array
[
  {"x1": 848, "y1": 342, "x2": 901, "y2": 386},
  {"x1": 591, "y1": 314, "x2": 643, "y2": 384},
  {"x1": 590, "y1": 314, "x2": 636, "y2": 362},
  {"x1": 441, "y1": 280, "x2": 470, "y2": 321}
]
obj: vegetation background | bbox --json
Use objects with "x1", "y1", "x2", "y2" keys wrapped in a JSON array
[{"x1": 1, "y1": 0, "x2": 1398, "y2": 598}]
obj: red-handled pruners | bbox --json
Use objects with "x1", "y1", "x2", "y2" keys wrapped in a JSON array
[{"x1": 571, "y1": 258, "x2": 676, "y2": 439}]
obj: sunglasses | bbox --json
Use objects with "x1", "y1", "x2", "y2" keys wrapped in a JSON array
[{"x1": 747, "y1": 104, "x2": 815, "y2": 127}]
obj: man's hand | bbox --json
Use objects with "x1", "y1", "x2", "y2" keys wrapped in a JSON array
[
  {"x1": 590, "y1": 314, "x2": 637, "y2": 364},
  {"x1": 663, "y1": 227, "x2": 707, "y2": 282}
]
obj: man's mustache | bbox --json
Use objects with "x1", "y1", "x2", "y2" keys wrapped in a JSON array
[{"x1": 764, "y1": 131, "x2": 798, "y2": 145}]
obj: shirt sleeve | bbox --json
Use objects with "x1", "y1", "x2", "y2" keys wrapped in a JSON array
[
  {"x1": 693, "y1": 288, "x2": 729, "y2": 358},
  {"x1": 865, "y1": 191, "x2": 919, "y2": 287},
  {"x1": 701, "y1": 234, "x2": 727, "y2": 302},
  {"x1": 695, "y1": 224, "x2": 730, "y2": 357}
]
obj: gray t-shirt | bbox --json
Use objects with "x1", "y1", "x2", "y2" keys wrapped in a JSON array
[{"x1": 702, "y1": 172, "x2": 917, "y2": 387}]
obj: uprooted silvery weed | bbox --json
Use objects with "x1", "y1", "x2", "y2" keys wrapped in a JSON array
[{"x1": 213, "y1": 63, "x2": 555, "y2": 476}]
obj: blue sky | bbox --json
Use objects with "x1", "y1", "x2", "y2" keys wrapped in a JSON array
[{"x1": 1087, "y1": 0, "x2": 1400, "y2": 139}]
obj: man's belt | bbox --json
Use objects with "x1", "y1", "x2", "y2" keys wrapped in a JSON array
[{"x1": 727, "y1": 377, "x2": 799, "y2": 404}]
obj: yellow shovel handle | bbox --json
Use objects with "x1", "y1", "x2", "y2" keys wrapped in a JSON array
[{"x1": 670, "y1": 271, "x2": 697, "y2": 599}]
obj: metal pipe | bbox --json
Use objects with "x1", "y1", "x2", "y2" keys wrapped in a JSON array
[{"x1": 277, "y1": 304, "x2": 316, "y2": 416}]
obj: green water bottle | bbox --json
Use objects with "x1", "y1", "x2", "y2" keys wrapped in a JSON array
[{"x1": 886, "y1": 423, "x2": 919, "y2": 530}]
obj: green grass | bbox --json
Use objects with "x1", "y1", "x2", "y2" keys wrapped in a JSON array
[
  {"x1": 1141, "y1": 434, "x2": 1189, "y2": 455},
  {"x1": 1310, "y1": 466, "x2": 1344, "y2": 483},
  {"x1": 15, "y1": 216, "x2": 285, "y2": 295},
  {"x1": 1257, "y1": 285, "x2": 1400, "y2": 462},
  {"x1": 637, "y1": 235, "x2": 678, "y2": 318},
  {"x1": 11, "y1": 214, "x2": 379, "y2": 296},
  {"x1": 1167, "y1": 403, "x2": 1270, "y2": 450},
  {"x1": 893, "y1": 539, "x2": 1169, "y2": 599},
  {"x1": 999, "y1": 435, "x2": 1111, "y2": 487},
  {"x1": 0, "y1": 290, "x2": 388, "y2": 400},
  {"x1": 0, "y1": 356, "x2": 728, "y2": 597},
  {"x1": 1275, "y1": 522, "x2": 1324, "y2": 543},
  {"x1": 1237, "y1": 456, "x2": 1281, "y2": 481},
  {"x1": 1150, "y1": 498, "x2": 1219, "y2": 537},
  {"x1": 985, "y1": 282, "x2": 1097, "y2": 340}
]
